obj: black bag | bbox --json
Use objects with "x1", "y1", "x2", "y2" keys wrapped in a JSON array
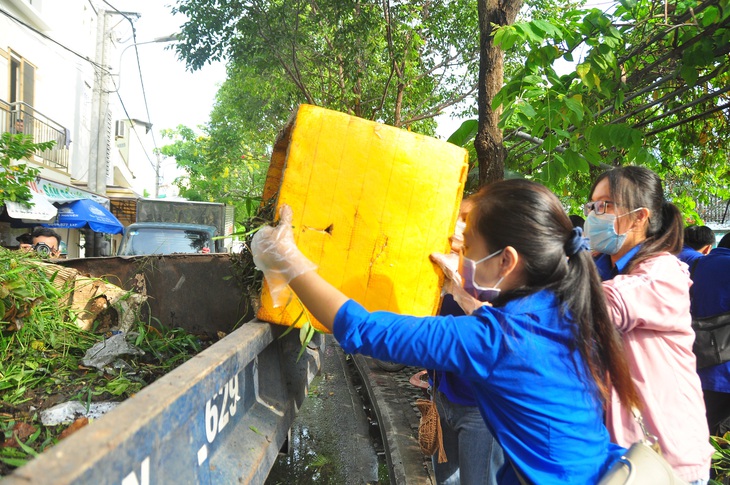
[
  {"x1": 692, "y1": 312, "x2": 730, "y2": 369},
  {"x1": 688, "y1": 259, "x2": 730, "y2": 369}
]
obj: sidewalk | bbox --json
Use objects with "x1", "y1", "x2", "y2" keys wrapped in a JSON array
[{"x1": 351, "y1": 354, "x2": 435, "y2": 485}]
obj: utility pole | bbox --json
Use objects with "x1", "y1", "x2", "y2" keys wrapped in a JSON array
[
  {"x1": 89, "y1": 10, "x2": 110, "y2": 198},
  {"x1": 114, "y1": 34, "x2": 177, "y2": 199},
  {"x1": 88, "y1": 9, "x2": 141, "y2": 256},
  {"x1": 86, "y1": 10, "x2": 114, "y2": 257}
]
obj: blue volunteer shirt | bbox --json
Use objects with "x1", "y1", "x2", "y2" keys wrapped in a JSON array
[
  {"x1": 690, "y1": 246, "x2": 730, "y2": 393},
  {"x1": 594, "y1": 244, "x2": 641, "y2": 280},
  {"x1": 430, "y1": 294, "x2": 479, "y2": 406},
  {"x1": 333, "y1": 290, "x2": 624, "y2": 484},
  {"x1": 679, "y1": 245, "x2": 705, "y2": 268}
]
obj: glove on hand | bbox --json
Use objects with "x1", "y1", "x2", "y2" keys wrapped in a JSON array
[
  {"x1": 252, "y1": 204, "x2": 318, "y2": 307},
  {"x1": 430, "y1": 252, "x2": 489, "y2": 315}
]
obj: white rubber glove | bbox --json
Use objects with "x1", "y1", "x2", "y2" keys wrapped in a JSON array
[
  {"x1": 251, "y1": 204, "x2": 318, "y2": 307},
  {"x1": 430, "y1": 252, "x2": 489, "y2": 315}
]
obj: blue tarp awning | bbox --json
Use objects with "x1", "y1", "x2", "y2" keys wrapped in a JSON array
[{"x1": 43, "y1": 199, "x2": 124, "y2": 235}]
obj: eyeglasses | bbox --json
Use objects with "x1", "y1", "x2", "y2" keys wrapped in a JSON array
[{"x1": 583, "y1": 200, "x2": 614, "y2": 216}]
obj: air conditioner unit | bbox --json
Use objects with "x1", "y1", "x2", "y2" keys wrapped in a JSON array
[{"x1": 114, "y1": 120, "x2": 127, "y2": 139}]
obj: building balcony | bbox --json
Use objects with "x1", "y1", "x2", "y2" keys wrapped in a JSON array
[{"x1": 0, "y1": 99, "x2": 70, "y2": 172}]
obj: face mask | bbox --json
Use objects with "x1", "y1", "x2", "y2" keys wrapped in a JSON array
[
  {"x1": 584, "y1": 209, "x2": 641, "y2": 255},
  {"x1": 459, "y1": 249, "x2": 504, "y2": 302}
]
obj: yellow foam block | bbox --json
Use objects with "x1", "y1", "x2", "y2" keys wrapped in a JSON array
[{"x1": 257, "y1": 105, "x2": 468, "y2": 333}]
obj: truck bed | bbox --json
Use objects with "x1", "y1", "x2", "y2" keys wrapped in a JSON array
[{"x1": 3, "y1": 254, "x2": 322, "y2": 484}]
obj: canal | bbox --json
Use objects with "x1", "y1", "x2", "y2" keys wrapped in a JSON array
[{"x1": 265, "y1": 336, "x2": 389, "y2": 484}]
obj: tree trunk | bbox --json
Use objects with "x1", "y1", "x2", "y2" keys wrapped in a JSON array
[{"x1": 475, "y1": 0, "x2": 523, "y2": 186}]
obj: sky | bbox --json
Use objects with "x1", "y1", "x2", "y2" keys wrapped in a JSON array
[{"x1": 114, "y1": 2, "x2": 227, "y2": 185}]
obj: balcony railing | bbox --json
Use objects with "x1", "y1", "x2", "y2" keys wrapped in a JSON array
[{"x1": 0, "y1": 100, "x2": 69, "y2": 172}]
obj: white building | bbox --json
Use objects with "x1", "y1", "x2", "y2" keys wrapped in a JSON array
[{"x1": 0, "y1": 0, "x2": 162, "y2": 257}]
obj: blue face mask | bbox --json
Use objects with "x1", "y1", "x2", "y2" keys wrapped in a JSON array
[
  {"x1": 584, "y1": 210, "x2": 641, "y2": 255},
  {"x1": 459, "y1": 249, "x2": 504, "y2": 302}
]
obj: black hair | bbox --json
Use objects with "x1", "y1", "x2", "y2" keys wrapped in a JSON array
[
  {"x1": 470, "y1": 179, "x2": 639, "y2": 408},
  {"x1": 569, "y1": 214, "x2": 585, "y2": 229},
  {"x1": 684, "y1": 225, "x2": 715, "y2": 251},
  {"x1": 719, "y1": 233, "x2": 730, "y2": 249},
  {"x1": 15, "y1": 233, "x2": 33, "y2": 245},
  {"x1": 31, "y1": 227, "x2": 62, "y2": 245},
  {"x1": 590, "y1": 166, "x2": 683, "y2": 273}
]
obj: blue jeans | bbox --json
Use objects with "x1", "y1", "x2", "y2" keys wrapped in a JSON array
[{"x1": 433, "y1": 390, "x2": 505, "y2": 485}]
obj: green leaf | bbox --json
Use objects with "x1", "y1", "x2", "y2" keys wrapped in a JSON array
[
  {"x1": 563, "y1": 149, "x2": 590, "y2": 172},
  {"x1": 278, "y1": 310, "x2": 304, "y2": 339},
  {"x1": 532, "y1": 19, "x2": 560, "y2": 38},
  {"x1": 296, "y1": 323, "x2": 316, "y2": 362},
  {"x1": 13, "y1": 433, "x2": 39, "y2": 458},
  {"x1": 447, "y1": 120, "x2": 478, "y2": 147},
  {"x1": 0, "y1": 456, "x2": 30, "y2": 467},
  {"x1": 680, "y1": 64, "x2": 699, "y2": 87},
  {"x1": 518, "y1": 102, "x2": 537, "y2": 118},
  {"x1": 700, "y1": 6, "x2": 719, "y2": 26},
  {"x1": 514, "y1": 23, "x2": 544, "y2": 44},
  {"x1": 522, "y1": 88, "x2": 546, "y2": 99},
  {"x1": 523, "y1": 75, "x2": 544, "y2": 86},
  {"x1": 618, "y1": 0, "x2": 637, "y2": 10},
  {"x1": 494, "y1": 25, "x2": 520, "y2": 51},
  {"x1": 576, "y1": 63, "x2": 594, "y2": 89},
  {"x1": 543, "y1": 133, "x2": 560, "y2": 151},
  {"x1": 564, "y1": 97, "x2": 584, "y2": 122}
]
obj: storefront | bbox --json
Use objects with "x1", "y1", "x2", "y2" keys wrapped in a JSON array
[{"x1": 1, "y1": 178, "x2": 124, "y2": 258}]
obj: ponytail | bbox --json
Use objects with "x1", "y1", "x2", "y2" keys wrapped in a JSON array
[
  {"x1": 627, "y1": 200, "x2": 683, "y2": 273},
  {"x1": 559, "y1": 249, "x2": 641, "y2": 409}
]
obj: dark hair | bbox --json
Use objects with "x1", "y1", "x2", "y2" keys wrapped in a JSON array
[
  {"x1": 31, "y1": 227, "x2": 62, "y2": 245},
  {"x1": 569, "y1": 214, "x2": 585, "y2": 229},
  {"x1": 15, "y1": 233, "x2": 33, "y2": 245},
  {"x1": 684, "y1": 225, "x2": 715, "y2": 251},
  {"x1": 470, "y1": 179, "x2": 639, "y2": 408},
  {"x1": 719, "y1": 233, "x2": 730, "y2": 249},
  {"x1": 590, "y1": 166, "x2": 683, "y2": 272}
]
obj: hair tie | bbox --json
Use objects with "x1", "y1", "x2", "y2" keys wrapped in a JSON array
[{"x1": 565, "y1": 226, "x2": 590, "y2": 257}]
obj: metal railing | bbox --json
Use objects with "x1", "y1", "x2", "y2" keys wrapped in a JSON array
[
  {"x1": 0, "y1": 100, "x2": 69, "y2": 171},
  {"x1": 699, "y1": 196, "x2": 730, "y2": 226}
]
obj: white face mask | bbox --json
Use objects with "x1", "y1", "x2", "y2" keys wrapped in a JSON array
[{"x1": 459, "y1": 249, "x2": 504, "y2": 302}]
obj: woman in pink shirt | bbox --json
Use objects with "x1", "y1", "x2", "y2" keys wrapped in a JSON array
[{"x1": 584, "y1": 166, "x2": 712, "y2": 484}]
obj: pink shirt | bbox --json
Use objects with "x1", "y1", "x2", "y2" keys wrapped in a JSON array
[{"x1": 603, "y1": 252, "x2": 712, "y2": 482}]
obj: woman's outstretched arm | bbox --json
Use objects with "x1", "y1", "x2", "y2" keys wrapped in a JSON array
[
  {"x1": 288, "y1": 271, "x2": 348, "y2": 332},
  {"x1": 251, "y1": 204, "x2": 348, "y2": 331}
]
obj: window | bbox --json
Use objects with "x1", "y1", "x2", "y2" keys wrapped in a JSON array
[
  {"x1": 8, "y1": 50, "x2": 36, "y2": 132},
  {"x1": 119, "y1": 227, "x2": 213, "y2": 255}
]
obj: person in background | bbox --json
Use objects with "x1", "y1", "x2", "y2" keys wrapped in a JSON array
[
  {"x1": 679, "y1": 225, "x2": 715, "y2": 267},
  {"x1": 253, "y1": 179, "x2": 640, "y2": 483},
  {"x1": 20, "y1": 227, "x2": 62, "y2": 259},
  {"x1": 13, "y1": 118, "x2": 24, "y2": 134},
  {"x1": 429, "y1": 197, "x2": 505, "y2": 485},
  {"x1": 584, "y1": 165, "x2": 712, "y2": 484},
  {"x1": 690, "y1": 232, "x2": 730, "y2": 437}
]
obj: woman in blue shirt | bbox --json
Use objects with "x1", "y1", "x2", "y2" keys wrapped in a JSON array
[{"x1": 252, "y1": 179, "x2": 639, "y2": 483}]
